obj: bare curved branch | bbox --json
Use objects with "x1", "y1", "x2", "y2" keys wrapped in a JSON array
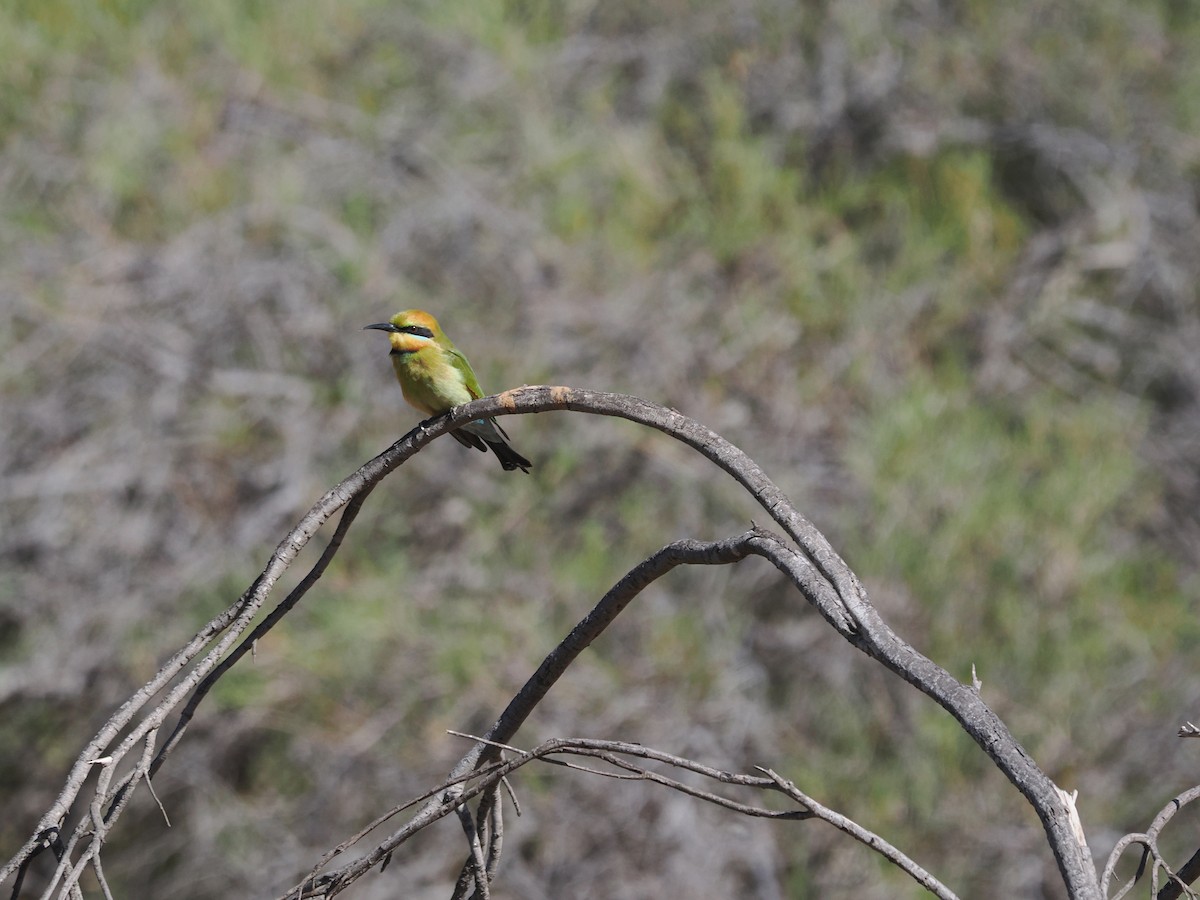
[
  {"x1": 279, "y1": 509, "x2": 1075, "y2": 897},
  {"x1": 1, "y1": 387, "x2": 1098, "y2": 899}
]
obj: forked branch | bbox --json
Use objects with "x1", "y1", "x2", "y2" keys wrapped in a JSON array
[{"x1": 1102, "y1": 786, "x2": 1200, "y2": 900}]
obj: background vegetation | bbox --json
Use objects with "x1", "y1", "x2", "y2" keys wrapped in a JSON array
[{"x1": 2, "y1": 0, "x2": 1199, "y2": 897}]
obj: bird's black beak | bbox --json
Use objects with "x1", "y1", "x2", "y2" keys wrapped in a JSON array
[{"x1": 363, "y1": 322, "x2": 401, "y2": 333}]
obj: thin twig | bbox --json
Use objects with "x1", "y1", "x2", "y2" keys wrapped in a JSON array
[
  {"x1": 759, "y1": 767, "x2": 957, "y2": 900},
  {"x1": 90, "y1": 855, "x2": 115, "y2": 900},
  {"x1": 500, "y1": 777, "x2": 520, "y2": 818},
  {"x1": 484, "y1": 789, "x2": 503, "y2": 885},
  {"x1": 454, "y1": 804, "x2": 488, "y2": 900}
]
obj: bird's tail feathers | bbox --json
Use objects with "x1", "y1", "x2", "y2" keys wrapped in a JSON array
[
  {"x1": 485, "y1": 438, "x2": 532, "y2": 473},
  {"x1": 453, "y1": 419, "x2": 532, "y2": 473},
  {"x1": 450, "y1": 429, "x2": 488, "y2": 452}
]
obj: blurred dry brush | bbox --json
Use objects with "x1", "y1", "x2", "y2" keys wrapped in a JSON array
[
  {"x1": 0, "y1": 388, "x2": 1104, "y2": 900},
  {"x1": 3, "y1": 0, "x2": 1200, "y2": 898},
  {"x1": 1, "y1": 389, "x2": 1197, "y2": 900}
]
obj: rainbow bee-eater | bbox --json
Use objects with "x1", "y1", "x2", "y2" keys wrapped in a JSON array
[{"x1": 364, "y1": 309, "x2": 532, "y2": 473}]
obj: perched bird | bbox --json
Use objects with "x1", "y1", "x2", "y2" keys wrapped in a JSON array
[{"x1": 364, "y1": 309, "x2": 532, "y2": 473}]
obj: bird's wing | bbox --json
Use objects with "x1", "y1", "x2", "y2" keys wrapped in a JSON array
[
  {"x1": 445, "y1": 345, "x2": 486, "y2": 400},
  {"x1": 445, "y1": 343, "x2": 511, "y2": 438}
]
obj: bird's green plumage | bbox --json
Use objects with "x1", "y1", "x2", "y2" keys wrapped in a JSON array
[{"x1": 390, "y1": 336, "x2": 477, "y2": 415}]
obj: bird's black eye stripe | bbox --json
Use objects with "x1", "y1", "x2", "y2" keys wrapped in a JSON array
[{"x1": 399, "y1": 325, "x2": 435, "y2": 338}]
